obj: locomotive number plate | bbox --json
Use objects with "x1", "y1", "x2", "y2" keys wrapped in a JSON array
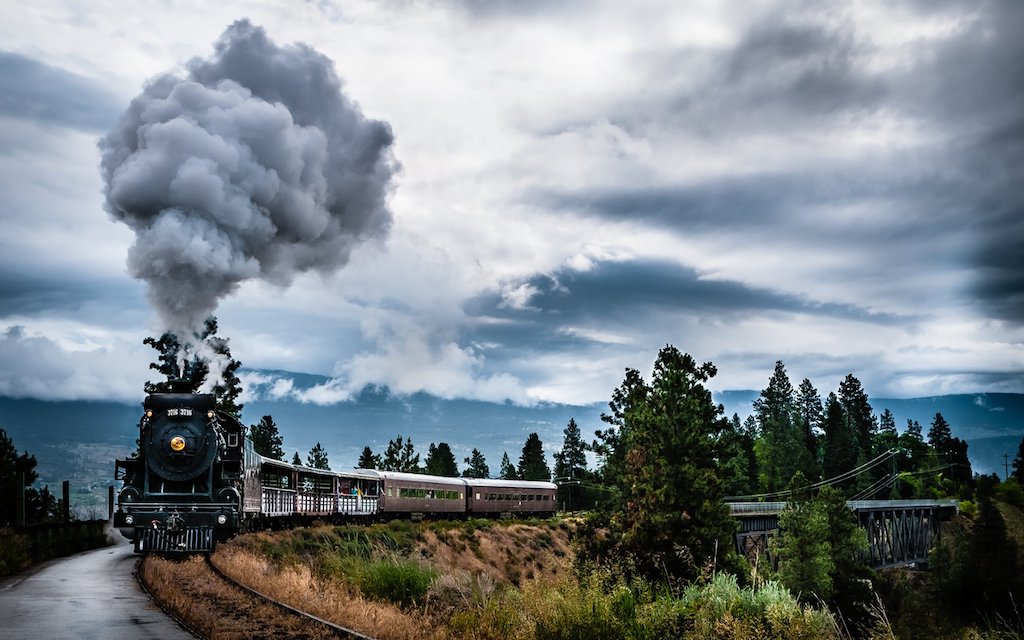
[{"x1": 166, "y1": 408, "x2": 193, "y2": 417}]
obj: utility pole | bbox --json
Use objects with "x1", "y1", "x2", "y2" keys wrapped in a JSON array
[{"x1": 1003, "y1": 453, "x2": 1011, "y2": 481}]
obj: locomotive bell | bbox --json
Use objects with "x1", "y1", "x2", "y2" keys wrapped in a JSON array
[{"x1": 170, "y1": 435, "x2": 186, "y2": 452}]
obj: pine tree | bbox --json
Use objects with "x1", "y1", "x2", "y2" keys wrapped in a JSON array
[
  {"x1": 774, "y1": 474, "x2": 833, "y2": 600},
  {"x1": 928, "y1": 413, "x2": 953, "y2": 456},
  {"x1": 875, "y1": 409, "x2": 899, "y2": 455},
  {"x1": 499, "y1": 452, "x2": 518, "y2": 480},
  {"x1": 462, "y1": 449, "x2": 490, "y2": 478},
  {"x1": 142, "y1": 316, "x2": 243, "y2": 418},
  {"x1": 1, "y1": 428, "x2": 40, "y2": 526},
  {"x1": 518, "y1": 433, "x2": 551, "y2": 481},
  {"x1": 291, "y1": 451, "x2": 302, "y2": 465},
  {"x1": 1013, "y1": 435, "x2": 1024, "y2": 483},
  {"x1": 822, "y1": 392, "x2": 857, "y2": 489},
  {"x1": 593, "y1": 345, "x2": 739, "y2": 582},
  {"x1": 357, "y1": 446, "x2": 381, "y2": 469},
  {"x1": 425, "y1": 442, "x2": 459, "y2": 477},
  {"x1": 553, "y1": 418, "x2": 589, "y2": 509},
  {"x1": 796, "y1": 378, "x2": 824, "y2": 480},
  {"x1": 307, "y1": 442, "x2": 330, "y2": 470},
  {"x1": 898, "y1": 419, "x2": 928, "y2": 471},
  {"x1": 250, "y1": 415, "x2": 284, "y2": 460},
  {"x1": 718, "y1": 413, "x2": 754, "y2": 496},
  {"x1": 382, "y1": 435, "x2": 420, "y2": 473},
  {"x1": 754, "y1": 361, "x2": 806, "y2": 492},
  {"x1": 838, "y1": 375, "x2": 876, "y2": 456}
]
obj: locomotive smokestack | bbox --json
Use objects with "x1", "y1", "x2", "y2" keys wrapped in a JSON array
[{"x1": 99, "y1": 20, "x2": 398, "y2": 340}]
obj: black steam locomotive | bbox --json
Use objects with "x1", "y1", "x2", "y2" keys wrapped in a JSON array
[{"x1": 114, "y1": 391, "x2": 558, "y2": 553}]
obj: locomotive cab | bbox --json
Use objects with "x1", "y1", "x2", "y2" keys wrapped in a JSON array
[{"x1": 113, "y1": 392, "x2": 245, "y2": 553}]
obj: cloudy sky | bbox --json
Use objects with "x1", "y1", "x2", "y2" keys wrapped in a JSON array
[{"x1": 1, "y1": 0, "x2": 1022, "y2": 408}]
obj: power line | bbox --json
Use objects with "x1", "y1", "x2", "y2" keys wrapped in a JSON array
[{"x1": 725, "y1": 448, "x2": 898, "y2": 502}]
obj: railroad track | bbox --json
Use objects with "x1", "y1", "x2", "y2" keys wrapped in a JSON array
[{"x1": 138, "y1": 554, "x2": 375, "y2": 639}]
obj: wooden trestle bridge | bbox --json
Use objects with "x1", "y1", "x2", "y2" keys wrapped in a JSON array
[{"x1": 728, "y1": 499, "x2": 960, "y2": 569}]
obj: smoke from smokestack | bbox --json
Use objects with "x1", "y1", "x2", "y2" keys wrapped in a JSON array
[{"x1": 100, "y1": 20, "x2": 397, "y2": 338}]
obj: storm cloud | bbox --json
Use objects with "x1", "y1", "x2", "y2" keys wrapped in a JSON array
[{"x1": 99, "y1": 20, "x2": 398, "y2": 337}]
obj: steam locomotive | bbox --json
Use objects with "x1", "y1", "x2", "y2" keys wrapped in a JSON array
[{"x1": 113, "y1": 391, "x2": 558, "y2": 553}]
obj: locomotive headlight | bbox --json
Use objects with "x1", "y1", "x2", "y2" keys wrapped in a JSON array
[
  {"x1": 145, "y1": 410, "x2": 153, "y2": 418},
  {"x1": 217, "y1": 514, "x2": 228, "y2": 525},
  {"x1": 170, "y1": 436, "x2": 186, "y2": 452},
  {"x1": 125, "y1": 514, "x2": 135, "y2": 525},
  {"x1": 207, "y1": 410, "x2": 215, "y2": 419}
]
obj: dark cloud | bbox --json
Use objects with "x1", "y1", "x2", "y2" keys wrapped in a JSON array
[
  {"x1": 0, "y1": 51, "x2": 121, "y2": 131},
  {"x1": 466, "y1": 258, "x2": 904, "y2": 355},
  {"x1": 718, "y1": 16, "x2": 887, "y2": 119},
  {"x1": 0, "y1": 264, "x2": 145, "y2": 325},
  {"x1": 907, "y1": 0, "x2": 1024, "y2": 322},
  {"x1": 100, "y1": 20, "x2": 399, "y2": 336}
]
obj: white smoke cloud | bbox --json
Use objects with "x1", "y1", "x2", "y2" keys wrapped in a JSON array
[{"x1": 99, "y1": 20, "x2": 398, "y2": 338}]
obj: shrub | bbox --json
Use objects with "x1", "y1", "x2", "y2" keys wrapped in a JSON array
[{"x1": 355, "y1": 555, "x2": 437, "y2": 607}]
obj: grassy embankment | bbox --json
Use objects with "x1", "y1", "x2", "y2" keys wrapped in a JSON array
[
  {"x1": 177, "y1": 517, "x2": 851, "y2": 640},
  {"x1": 142, "y1": 504, "x2": 1024, "y2": 640}
]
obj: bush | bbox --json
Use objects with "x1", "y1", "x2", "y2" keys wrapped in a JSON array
[
  {"x1": 355, "y1": 555, "x2": 437, "y2": 607},
  {"x1": 995, "y1": 481, "x2": 1024, "y2": 508}
]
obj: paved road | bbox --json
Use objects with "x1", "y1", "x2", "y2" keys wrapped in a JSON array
[{"x1": 0, "y1": 535, "x2": 195, "y2": 640}]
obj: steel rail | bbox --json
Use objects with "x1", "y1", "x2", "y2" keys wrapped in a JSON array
[{"x1": 204, "y1": 555, "x2": 377, "y2": 640}]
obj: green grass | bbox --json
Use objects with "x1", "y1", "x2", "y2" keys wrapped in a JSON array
[{"x1": 355, "y1": 555, "x2": 437, "y2": 607}]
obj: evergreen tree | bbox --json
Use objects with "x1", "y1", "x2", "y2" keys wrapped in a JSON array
[
  {"x1": 947, "y1": 437, "x2": 973, "y2": 489},
  {"x1": 592, "y1": 368, "x2": 647, "y2": 497},
  {"x1": 718, "y1": 413, "x2": 754, "y2": 496},
  {"x1": 960, "y1": 493, "x2": 1020, "y2": 618},
  {"x1": 499, "y1": 452, "x2": 518, "y2": 480},
  {"x1": 875, "y1": 409, "x2": 899, "y2": 456},
  {"x1": 822, "y1": 392, "x2": 857, "y2": 489},
  {"x1": 291, "y1": 451, "x2": 302, "y2": 465},
  {"x1": 898, "y1": 419, "x2": 928, "y2": 471},
  {"x1": 518, "y1": 432, "x2": 551, "y2": 481},
  {"x1": 206, "y1": 329, "x2": 244, "y2": 418},
  {"x1": 928, "y1": 412, "x2": 953, "y2": 457},
  {"x1": 1013, "y1": 435, "x2": 1024, "y2": 483},
  {"x1": 307, "y1": 442, "x2": 330, "y2": 470},
  {"x1": 588, "y1": 345, "x2": 739, "y2": 582},
  {"x1": 553, "y1": 418, "x2": 589, "y2": 509},
  {"x1": 357, "y1": 446, "x2": 381, "y2": 469},
  {"x1": 462, "y1": 449, "x2": 490, "y2": 478},
  {"x1": 142, "y1": 316, "x2": 244, "y2": 418},
  {"x1": 773, "y1": 478, "x2": 869, "y2": 608},
  {"x1": 1, "y1": 428, "x2": 40, "y2": 526},
  {"x1": 754, "y1": 361, "x2": 807, "y2": 492},
  {"x1": 424, "y1": 442, "x2": 459, "y2": 477},
  {"x1": 795, "y1": 378, "x2": 824, "y2": 480},
  {"x1": 838, "y1": 374, "x2": 876, "y2": 460},
  {"x1": 249, "y1": 415, "x2": 284, "y2": 460},
  {"x1": 774, "y1": 474, "x2": 833, "y2": 600},
  {"x1": 382, "y1": 434, "x2": 420, "y2": 472}
]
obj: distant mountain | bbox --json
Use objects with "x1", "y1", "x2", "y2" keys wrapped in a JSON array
[{"x1": 1, "y1": 377, "x2": 1021, "y2": 509}]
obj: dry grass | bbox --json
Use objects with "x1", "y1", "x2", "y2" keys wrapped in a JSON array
[
  {"x1": 202, "y1": 520, "x2": 573, "y2": 640},
  {"x1": 416, "y1": 522, "x2": 573, "y2": 586},
  {"x1": 212, "y1": 545, "x2": 435, "y2": 640},
  {"x1": 141, "y1": 555, "x2": 335, "y2": 639}
]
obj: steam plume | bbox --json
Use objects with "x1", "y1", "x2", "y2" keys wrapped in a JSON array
[{"x1": 100, "y1": 20, "x2": 397, "y2": 337}]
